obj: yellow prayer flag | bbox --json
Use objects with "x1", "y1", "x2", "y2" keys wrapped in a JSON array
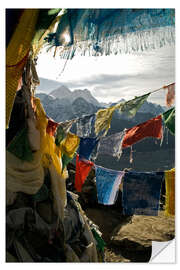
[
  {"x1": 95, "y1": 105, "x2": 116, "y2": 136},
  {"x1": 33, "y1": 97, "x2": 67, "y2": 179},
  {"x1": 60, "y1": 132, "x2": 80, "y2": 158},
  {"x1": 6, "y1": 9, "x2": 39, "y2": 128},
  {"x1": 165, "y1": 168, "x2": 175, "y2": 216}
]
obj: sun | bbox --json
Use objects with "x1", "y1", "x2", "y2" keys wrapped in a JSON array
[{"x1": 63, "y1": 33, "x2": 71, "y2": 44}]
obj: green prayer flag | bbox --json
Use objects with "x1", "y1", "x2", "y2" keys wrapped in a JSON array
[
  {"x1": 55, "y1": 125, "x2": 66, "y2": 146},
  {"x1": 61, "y1": 153, "x2": 72, "y2": 172},
  {"x1": 91, "y1": 228, "x2": 106, "y2": 252},
  {"x1": 117, "y1": 93, "x2": 151, "y2": 118},
  {"x1": 162, "y1": 107, "x2": 175, "y2": 135},
  {"x1": 7, "y1": 127, "x2": 33, "y2": 162}
]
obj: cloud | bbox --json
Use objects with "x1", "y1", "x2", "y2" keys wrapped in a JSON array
[
  {"x1": 37, "y1": 44, "x2": 175, "y2": 105},
  {"x1": 59, "y1": 67, "x2": 174, "y2": 105}
]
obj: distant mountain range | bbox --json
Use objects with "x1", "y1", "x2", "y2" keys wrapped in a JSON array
[
  {"x1": 37, "y1": 78, "x2": 100, "y2": 107},
  {"x1": 36, "y1": 78, "x2": 166, "y2": 123},
  {"x1": 36, "y1": 89, "x2": 99, "y2": 122},
  {"x1": 50, "y1": 85, "x2": 100, "y2": 107}
]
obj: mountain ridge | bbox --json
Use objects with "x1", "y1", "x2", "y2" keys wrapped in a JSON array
[
  {"x1": 36, "y1": 85, "x2": 166, "y2": 123},
  {"x1": 50, "y1": 86, "x2": 100, "y2": 107}
]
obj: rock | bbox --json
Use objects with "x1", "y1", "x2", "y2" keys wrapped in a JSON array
[
  {"x1": 84, "y1": 206, "x2": 175, "y2": 262},
  {"x1": 111, "y1": 212, "x2": 175, "y2": 247}
]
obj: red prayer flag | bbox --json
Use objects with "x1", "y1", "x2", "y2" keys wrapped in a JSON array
[
  {"x1": 46, "y1": 118, "x2": 59, "y2": 136},
  {"x1": 164, "y1": 83, "x2": 175, "y2": 107},
  {"x1": 75, "y1": 154, "x2": 94, "y2": 192},
  {"x1": 122, "y1": 115, "x2": 163, "y2": 148}
]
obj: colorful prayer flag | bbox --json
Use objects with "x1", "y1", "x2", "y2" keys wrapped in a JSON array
[
  {"x1": 46, "y1": 118, "x2": 59, "y2": 136},
  {"x1": 162, "y1": 107, "x2": 175, "y2": 135},
  {"x1": 116, "y1": 93, "x2": 150, "y2": 118},
  {"x1": 165, "y1": 168, "x2": 175, "y2": 216},
  {"x1": 122, "y1": 115, "x2": 163, "y2": 148},
  {"x1": 95, "y1": 165, "x2": 125, "y2": 205},
  {"x1": 60, "y1": 132, "x2": 80, "y2": 158},
  {"x1": 7, "y1": 127, "x2": 33, "y2": 162},
  {"x1": 95, "y1": 106, "x2": 116, "y2": 136},
  {"x1": 6, "y1": 9, "x2": 39, "y2": 128},
  {"x1": 76, "y1": 114, "x2": 96, "y2": 137},
  {"x1": 79, "y1": 137, "x2": 99, "y2": 160},
  {"x1": 122, "y1": 171, "x2": 164, "y2": 216},
  {"x1": 97, "y1": 130, "x2": 125, "y2": 159},
  {"x1": 60, "y1": 119, "x2": 76, "y2": 133},
  {"x1": 164, "y1": 83, "x2": 175, "y2": 107},
  {"x1": 61, "y1": 153, "x2": 73, "y2": 172},
  {"x1": 55, "y1": 125, "x2": 66, "y2": 146},
  {"x1": 75, "y1": 155, "x2": 94, "y2": 192}
]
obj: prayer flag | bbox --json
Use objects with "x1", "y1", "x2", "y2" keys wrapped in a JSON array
[
  {"x1": 122, "y1": 115, "x2": 163, "y2": 148},
  {"x1": 6, "y1": 9, "x2": 39, "y2": 128},
  {"x1": 61, "y1": 132, "x2": 80, "y2": 158},
  {"x1": 95, "y1": 165, "x2": 125, "y2": 205},
  {"x1": 60, "y1": 119, "x2": 76, "y2": 133},
  {"x1": 46, "y1": 118, "x2": 59, "y2": 136},
  {"x1": 122, "y1": 171, "x2": 164, "y2": 216},
  {"x1": 7, "y1": 127, "x2": 33, "y2": 162},
  {"x1": 95, "y1": 106, "x2": 116, "y2": 136},
  {"x1": 61, "y1": 153, "x2": 73, "y2": 172},
  {"x1": 97, "y1": 130, "x2": 125, "y2": 159},
  {"x1": 48, "y1": 9, "x2": 175, "y2": 58},
  {"x1": 55, "y1": 125, "x2": 66, "y2": 146},
  {"x1": 162, "y1": 107, "x2": 175, "y2": 135},
  {"x1": 164, "y1": 83, "x2": 175, "y2": 108},
  {"x1": 116, "y1": 93, "x2": 150, "y2": 118},
  {"x1": 76, "y1": 114, "x2": 96, "y2": 137},
  {"x1": 75, "y1": 155, "x2": 94, "y2": 192},
  {"x1": 165, "y1": 168, "x2": 175, "y2": 216},
  {"x1": 79, "y1": 137, "x2": 99, "y2": 160}
]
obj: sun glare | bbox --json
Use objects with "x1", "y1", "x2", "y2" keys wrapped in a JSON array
[{"x1": 63, "y1": 33, "x2": 71, "y2": 43}]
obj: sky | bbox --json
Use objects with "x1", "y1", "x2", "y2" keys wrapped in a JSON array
[{"x1": 36, "y1": 44, "x2": 175, "y2": 106}]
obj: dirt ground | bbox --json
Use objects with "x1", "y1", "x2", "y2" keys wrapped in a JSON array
[{"x1": 85, "y1": 207, "x2": 175, "y2": 262}]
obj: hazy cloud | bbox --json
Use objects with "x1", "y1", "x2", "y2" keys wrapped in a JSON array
[{"x1": 37, "y1": 44, "x2": 175, "y2": 105}]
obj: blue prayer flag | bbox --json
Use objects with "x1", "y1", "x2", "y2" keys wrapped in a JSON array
[
  {"x1": 122, "y1": 171, "x2": 164, "y2": 216},
  {"x1": 95, "y1": 165, "x2": 125, "y2": 205},
  {"x1": 79, "y1": 137, "x2": 99, "y2": 160}
]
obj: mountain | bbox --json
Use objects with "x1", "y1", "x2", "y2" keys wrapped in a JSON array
[
  {"x1": 50, "y1": 87, "x2": 100, "y2": 107},
  {"x1": 71, "y1": 89, "x2": 100, "y2": 107},
  {"x1": 50, "y1": 85, "x2": 71, "y2": 99},
  {"x1": 35, "y1": 92, "x2": 99, "y2": 122},
  {"x1": 37, "y1": 77, "x2": 166, "y2": 115},
  {"x1": 71, "y1": 97, "x2": 98, "y2": 117},
  {"x1": 138, "y1": 100, "x2": 165, "y2": 114},
  {"x1": 37, "y1": 78, "x2": 100, "y2": 107},
  {"x1": 36, "y1": 85, "x2": 166, "y2": 123}
]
